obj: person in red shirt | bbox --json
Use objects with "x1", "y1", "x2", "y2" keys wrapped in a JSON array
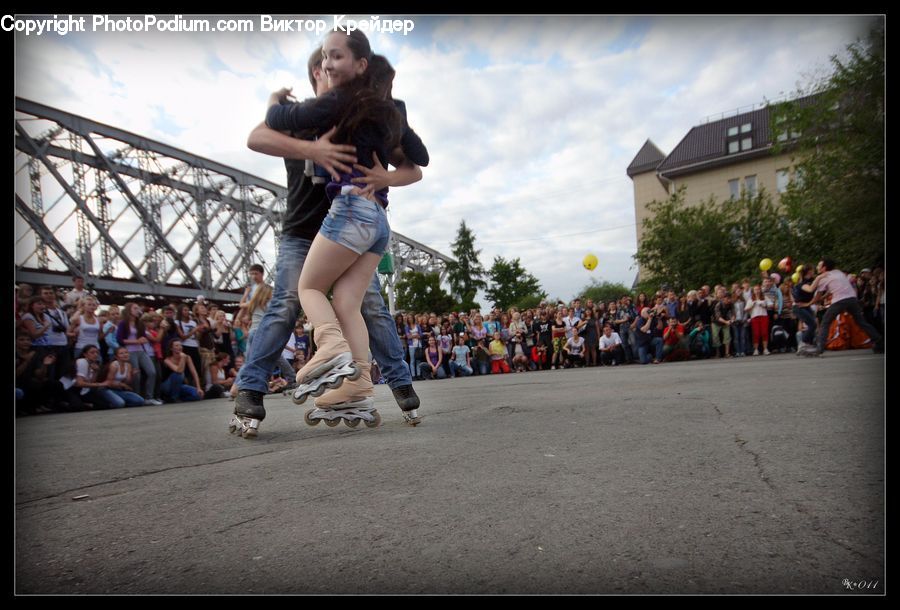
[{"x1": 662, "y1": 316, "x2": 689, "y2": 362}]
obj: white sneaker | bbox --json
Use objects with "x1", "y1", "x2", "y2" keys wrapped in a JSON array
[
  {"x1": 764, "y1": 349, "x2": 771, "y2": 355},
  {"x1": 753, "y1": 350, "x2": 759, "y2": 356}
]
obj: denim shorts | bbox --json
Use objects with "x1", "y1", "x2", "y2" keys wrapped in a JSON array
[{"x1": 319, "y1": 193, "x2": 391, "y2": 256}]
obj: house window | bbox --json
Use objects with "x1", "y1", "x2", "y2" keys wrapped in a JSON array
[
  {"x1": 776, "y1": 169, "x2": 790, "y2": 193},
  {"x1": 794, "y1": 167, "x2": 805, "y2": 187},
  {"x1": 744, "y1": 175, "x2": 757, "y2": 197},
  {"x1": 728, "y1": 141, "x2": 740, "y2": 154},
  {"x1": 727, "y1": 126, "x2": 739, "y2": 137},
  {"x1": 729, "y1": 179, "x2": 740, "y2": 200},
  {"x1": 741, "y1": 137, "x2": 752, "y2": 151},
  {"x1": 741, "y1": 122, "x2": 752, "y2": 133}
]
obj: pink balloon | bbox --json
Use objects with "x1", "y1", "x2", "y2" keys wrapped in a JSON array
[{"x1": 770, "y1": 273, "x2": 782, "y2": 284}]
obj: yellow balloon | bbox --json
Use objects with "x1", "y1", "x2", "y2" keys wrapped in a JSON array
[
  {"x1": 583, "y1": 253, "x2": 598, "y2": 271},
  {"x1": 791, "y1": 271, "x2": 801, "y2": 284},
  {"x1": 759, "y1": 258, "x2": 773, "y2": 272}
]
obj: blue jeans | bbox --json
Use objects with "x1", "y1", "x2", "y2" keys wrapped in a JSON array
[
  {"x1": 618, "y1": 323, "x2": 634, "y2": 361},
  {"x1": 128, "y1": 350, "x2": 157, "y2": 399},
  {"x1": 417, "y1": 361, "x2": 447, "y2": 380},
  {"x1": 236, "y1": 235, "x2": 412, "y2": 395},
  {"x1": 732, "y1": 322, "x2": 748, "y2": 355},
  {"x1": 638, "y1": 337, "x2": 664, "y2": 364},
  {"x1": 160, "y1": 372, "x2": 202, "y2": 403},
  {"x1": 109, "y1": 389, "x2": 146, "y2": 407},
  {"x1": 474, "y1": 360, "x2": 490, "y2": 376},
  {"x1": 450, "y1": 361, "x2": 472, "y2": 377},
  {"x1": 408, "y1": 346, "x2": 421, "y2": 378},
  {"x1": 793, "y1": 306, "x2": 817, "y2": 345}
]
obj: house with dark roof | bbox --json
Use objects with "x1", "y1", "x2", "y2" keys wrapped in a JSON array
[{"x1": 627, "y1": 97, "x2": 813, "y2": 280}]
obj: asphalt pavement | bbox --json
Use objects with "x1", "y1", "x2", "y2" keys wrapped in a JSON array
[{"x1": 15, "y1": 349, "x2": 885, "y2": 595}]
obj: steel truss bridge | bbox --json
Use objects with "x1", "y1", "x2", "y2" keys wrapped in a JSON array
[{"x1": 14, "y1": 98, "x2": 452, "y2": 313}]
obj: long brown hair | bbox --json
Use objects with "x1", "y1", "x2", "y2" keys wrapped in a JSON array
[
  {"x1": 329, "y1": 54, "x2": 403, "y2": 155},
  {"x1": 120, "y1": 302, "x2": 145, "y2": 337}
]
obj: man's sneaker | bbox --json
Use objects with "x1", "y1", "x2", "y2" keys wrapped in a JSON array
[
  {"x1": 391, "y1": 384, "x2": 420, "y2": 411},
  {"x1": 763, "y1": 349, "x2": 771, "y2": 355},
  {"x1": 149, "y1": 398, "x2": 164, "y2": 405}
]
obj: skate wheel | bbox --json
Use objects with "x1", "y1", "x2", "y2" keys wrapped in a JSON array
[
  {"x1": 228, "y1": 424, "x2": 238, "y2": 434},
  {"x1": 324, "y1": 378, "x2": 344, "y2": 390},
  {"x1": 324, "y1": 418, "x2": 340, "y2": 427},
  {"x1": 345, "y1": 418, "x2": 360, "y2": 428},
  {"x1": 346, "y1": 364, "x2": 363, "y2": 381},
  {"x1": 292, "y1": 391, "x2": 308, "y2": 405},
  {"x1": 364, "y1": 411, "x2": 381, "y2": 428},
  {"x1": 304, "y1": 409, "x2": 320, "y2": 426},
  {"x1": 311, "y1": 385, "x2": 328, "y2": 397}
]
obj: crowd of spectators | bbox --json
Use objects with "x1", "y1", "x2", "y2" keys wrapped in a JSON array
[
  {"x1": 15, "y1": 264, "x2": 885, "y2": 414},
  {"x1": 14, "y1": 269, "x2": 313, "y2": 416},
  {"x1": 387, "y1": 265, "x2": 885, "y2": 382}
]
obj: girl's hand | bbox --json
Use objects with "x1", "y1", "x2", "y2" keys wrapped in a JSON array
[{"x1": 350, "y1": 152, "x2": 390, "y2": 197}]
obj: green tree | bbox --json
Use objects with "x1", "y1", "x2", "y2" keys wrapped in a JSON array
[
  {"x1": 484, "y1": 256, "x2": 545, "y2": 311},
  {"x1": 634, "y1": 187, "x2": 791, "y2": 290},
  {"x1": 446, "y1": 221, "x2": 487, "y2": 304},
  {"x1": 395, "y1": 271, "x2": 455, "y2": 314},
  {"x1": 578, "y1": 279, "x2": 633, "y2": 307},
  {"x1": 771, "y1": 25, "x2": 884, "y2": 270}
]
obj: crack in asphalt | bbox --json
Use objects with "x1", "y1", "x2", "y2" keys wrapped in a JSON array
[
  {"x1": 16, "y1": 448, "x2": 289, "y2": 507},
  {"x1": 708, "y1": 400, "x2": 872, "y2": 563}
]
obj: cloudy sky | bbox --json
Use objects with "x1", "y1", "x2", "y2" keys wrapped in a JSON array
[{"x1": 14, "y1": 14, "x2": 880, "y2": 303}]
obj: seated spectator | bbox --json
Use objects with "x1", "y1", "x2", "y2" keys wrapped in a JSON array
[
  {"x1": 449, "y1": 335, "x2": 473, "y2": 377},
  {"x1": 160, "y1": 340, "x2": 204, "y2": 403},
  {"x1": 509, "y1": 330, "x2": 530, "y2": 372},
  {"x1": 472, "y1": 338, "x2": 491, "y2": 376},
  {"x1": 228, "y1": 354, "x2": 246, "y2": 399},
  {"x1": 662, "y1": 317, "x2": 690, "y2": 362},
  {"x1": 438, "y1": 323, "x2": 454, "y2": 378},
  {"x1": 489, "y1": 331, "x2": 511, "y2": 374},
  {"x1": 16, "y1": 330, "x2": 66, "y2": 414},
  {"x1": 62, "y1": 344, "x2": 123, "y2": 410},
  {"x1": 635, "y1": 307, "x2": 665, "y2": 364},
  {"x1": 418, "y1": 336, "x2": 446, "y2": 380},
  {"x1": 598, "y1": 324, "x2": 625, "y2": 366},
  {"x1": 563, "y1": 331, "x2": 586, "y2": 368},
  {"x1": 104, "y1": 346, "x2": 151, "y2": 407},
  {"x1": 205, "y1": 352, "x2": 234, "y2": 399},
  {"x1": 531, "y1": 343, "x2": 549, "y2": 370},
  {"x1": 688, "y1": 320, "x2": 712, "y2": 360}
]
